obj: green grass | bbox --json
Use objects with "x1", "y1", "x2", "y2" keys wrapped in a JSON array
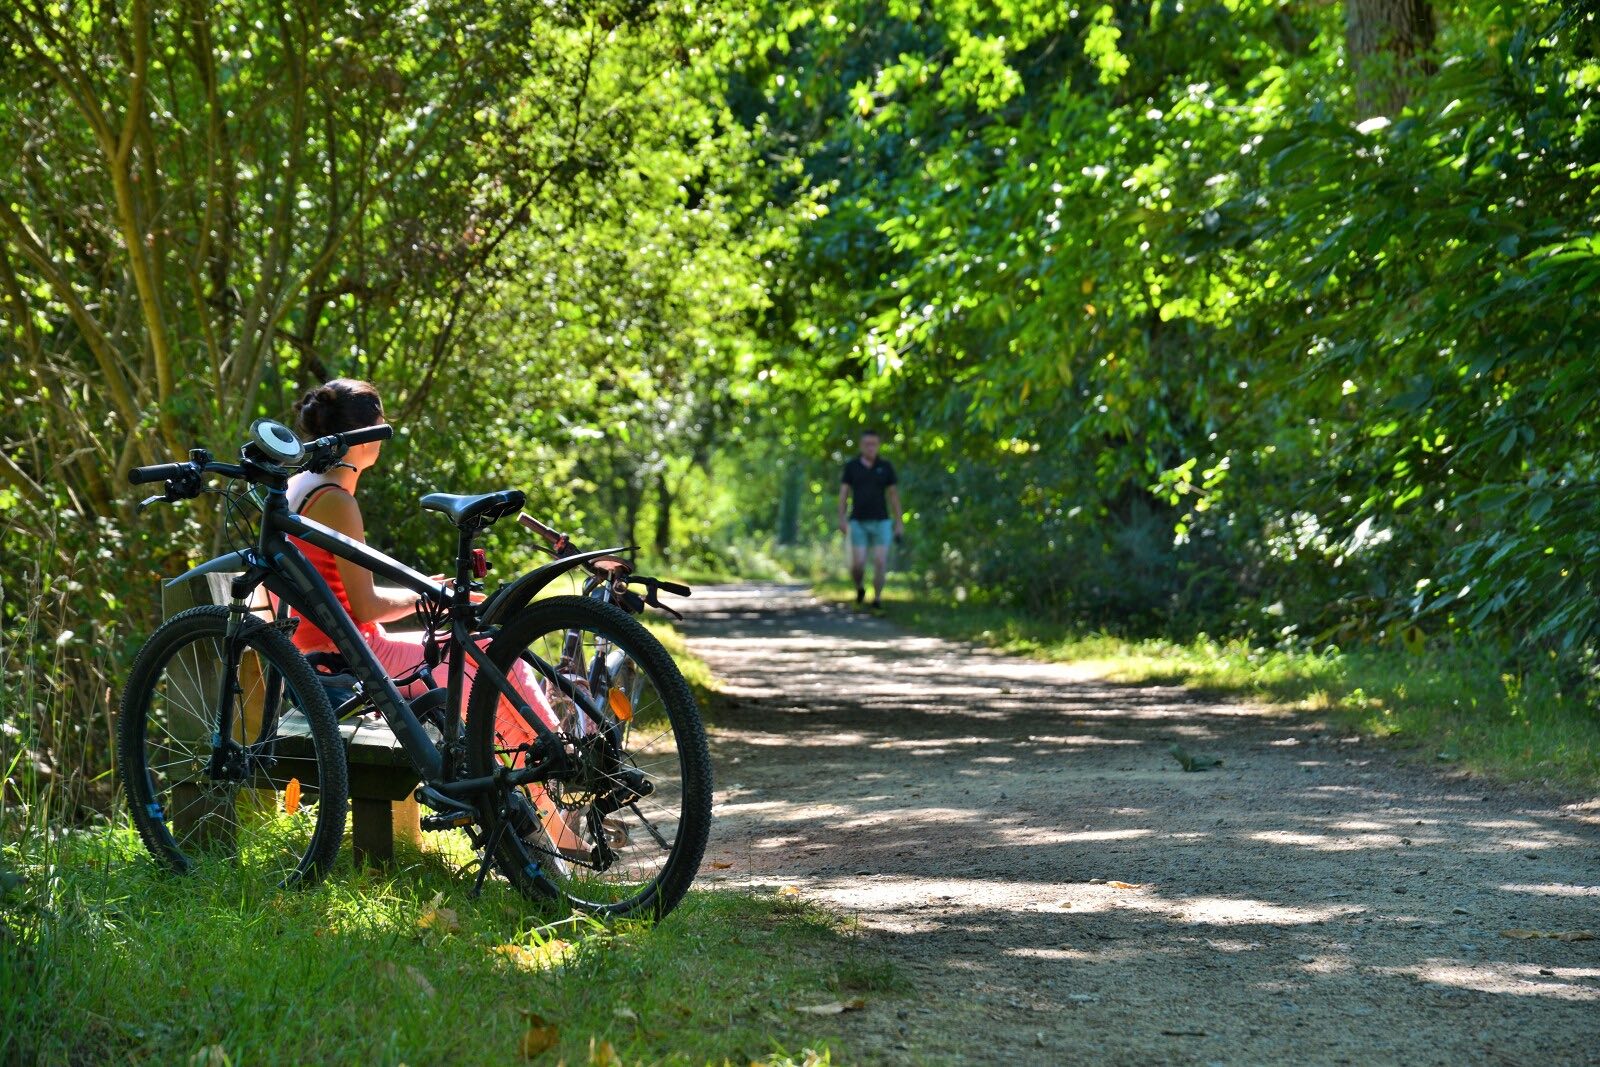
[
  {"x1": 817, "y1": 578, "x2": 1600, "y2": 791},
  {"x1": 1, "y1": 825, "x2": 897, "y2": 1065},
  {"x1": 641, "y1": 617, "x2": 721, "y2": 717}
]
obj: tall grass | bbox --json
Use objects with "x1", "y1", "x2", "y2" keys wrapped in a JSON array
[
  {"x1": 1, "y1": 824, "x2": 871, "y2": 1065},
  {"x1": 2, "y1": 505, "x2": 144, "y2": 826}
]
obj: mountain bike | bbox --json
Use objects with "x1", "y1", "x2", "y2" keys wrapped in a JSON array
[{"x1": 116, "y1": 419, "x2": 711, "y2": 918}]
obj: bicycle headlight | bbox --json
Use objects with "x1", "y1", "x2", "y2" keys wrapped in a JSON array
[{"x1": 250, "y1": 419, "x2": 305, "y2": 465}]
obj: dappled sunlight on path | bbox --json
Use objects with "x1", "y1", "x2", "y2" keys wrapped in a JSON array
[{"x1": 680, "y1": 585, "x2": 1600, "y2": 1065}]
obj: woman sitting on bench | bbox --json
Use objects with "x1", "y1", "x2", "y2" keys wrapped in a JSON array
[{"x1": 283, "y1": 377, "x2": 584, "y2": 856}]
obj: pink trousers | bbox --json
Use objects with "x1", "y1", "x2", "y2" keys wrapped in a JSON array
[
  {"x1": 363, "y1": 624, "x2": 560, "y2": 752},
  {"x1": 363, "y1": 624, "x2": 585, "y2": 853}
]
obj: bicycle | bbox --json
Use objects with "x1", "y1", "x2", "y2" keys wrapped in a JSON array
[{"x1": 116, "y1": 419, "x2": 712, "y2": 919}]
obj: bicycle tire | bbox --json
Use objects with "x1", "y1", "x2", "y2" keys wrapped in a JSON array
[
  {"x1": 465, "y1": 595, "x2": 712, "y2": 919},
  {"x1": 117, "y1": 605, "x2": 349, "y2": 888}
]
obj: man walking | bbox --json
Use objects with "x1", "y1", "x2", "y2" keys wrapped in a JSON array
[{"x1": 837, "y1": 429, "x2": 904, "y2": 608}]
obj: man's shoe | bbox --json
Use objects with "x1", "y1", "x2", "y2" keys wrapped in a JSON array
[{"x1": 855, "y1": 586, "x2": 866, "y2": 605}]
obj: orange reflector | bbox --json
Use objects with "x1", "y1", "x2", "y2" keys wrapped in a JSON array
[
  {"x1": 608, "y1": 686, "x2": 633, "y2": 722},
  {"x1": 284, "y1": 777, "x2": 302, "y2": 815}
]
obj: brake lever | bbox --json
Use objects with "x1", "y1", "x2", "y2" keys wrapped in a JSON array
[
  {"x1": 626, "y1": 576, "x2": 687, "y2": 620},
  {"x1": 137, "y1": 494, "x2": 166, "y2": 513}
]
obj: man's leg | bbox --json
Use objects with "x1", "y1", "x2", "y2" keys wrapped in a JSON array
[
  {"x1": 848, "y1": 524, "x2": 868, "y2": 603},
  {"x1": 870, "y1": 541, "x2": 889, "y2": 606}
]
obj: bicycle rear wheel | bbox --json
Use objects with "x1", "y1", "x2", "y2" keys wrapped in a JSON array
[
  {"x1": 465, "y1": 595, "x2": 711, "y2": 919},
  {"x1": 116, "y1": 606, "x2": 348, "y2": 888}
]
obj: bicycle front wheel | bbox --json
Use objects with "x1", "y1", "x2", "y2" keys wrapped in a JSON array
[
  {"x1": 116, "y1": 606, "x2": 348, "y2": 888},
  {"x1": 465, "y1": 595, "x2": 712, "y2": 919}
]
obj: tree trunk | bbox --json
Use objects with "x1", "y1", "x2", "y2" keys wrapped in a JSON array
[
  {"x1": 1346, "y1": 0, "x2": 1436, "y2": 112},
  {"x1": 653, "y1": 470, "x2": 674, "y2": 562},
  {"x1": 777, "y1": 460, "x2": 803, "y2": 545}
]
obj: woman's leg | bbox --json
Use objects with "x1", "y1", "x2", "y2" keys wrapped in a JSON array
[
  {"x1": 456, "y1": 643, "x2": 586, "y2": 855},
  {"x1": 364, "y1": 626, "x2": 584, "y2": 853},
  {"x1": 362, "y1": 626, "x2": 433, "y2": 697}
]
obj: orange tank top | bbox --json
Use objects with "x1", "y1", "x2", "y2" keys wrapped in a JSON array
[{"x1": 287, "y1": 483, "x2": 378, "y2": 654}]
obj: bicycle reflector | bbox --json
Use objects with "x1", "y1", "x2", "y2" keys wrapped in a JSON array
[
  {"x1": 607, "y1": 686, "x2": 634, "y2": 722},
  {"x1": 470, "y1": 548, "x2": 489, "y2": 579}
]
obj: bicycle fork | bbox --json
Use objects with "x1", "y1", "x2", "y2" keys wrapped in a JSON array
[{"x1": 204, "y1": 595, "x2": 252, "y2": 781}]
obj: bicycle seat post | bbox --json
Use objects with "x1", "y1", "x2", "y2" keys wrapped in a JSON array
[{"x1": 452, "y1": 522, "x2": 480, "y2": 617}]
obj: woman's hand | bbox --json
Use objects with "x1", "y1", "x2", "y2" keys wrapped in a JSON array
[{"x1": 431, "y1": 574, "x2": 487, "y2": 604}]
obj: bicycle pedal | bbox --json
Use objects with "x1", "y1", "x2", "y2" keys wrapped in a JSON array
[{"x1": 421, "y1": 811, "x2": 476, "y2": 831}]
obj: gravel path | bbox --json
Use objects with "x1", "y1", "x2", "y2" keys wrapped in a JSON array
[{"x1": 678, "y1": 585, "x2": 1600, "y2": 1066}]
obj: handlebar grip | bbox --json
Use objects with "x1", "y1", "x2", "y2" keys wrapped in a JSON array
[
  {"x1": 129, "y1": 462, "x2": 190, "y2": 485},
  {"x1": 340, "y1": 424, "x2": 393, "y2": 447},
  {"x1": 517, "y1": 513, "x2": 561, "y2": 544}
]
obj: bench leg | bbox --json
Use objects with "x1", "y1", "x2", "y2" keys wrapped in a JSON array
[
  {"x1": 352, "y1": 797, "x2": 394, "y2": 867},
  {"x1": 170, "y1": 783, "x2": 236, "y2": 852},
  {"x1": 352, "y1": 795, "x2": 423, "y2": 867}
]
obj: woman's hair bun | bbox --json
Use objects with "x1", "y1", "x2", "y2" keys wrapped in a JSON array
[{"x1": 294, "y1": 378, "x2": 384, "y2": 438}]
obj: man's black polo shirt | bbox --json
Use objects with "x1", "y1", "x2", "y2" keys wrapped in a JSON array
[{"x1": 841, "y1": 457, "x2": 897, "y2": 521}]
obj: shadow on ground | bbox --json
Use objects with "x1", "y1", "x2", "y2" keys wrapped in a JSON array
[{"x1": 681, "y1": 585, "x2": 1600, "y2": 1066}]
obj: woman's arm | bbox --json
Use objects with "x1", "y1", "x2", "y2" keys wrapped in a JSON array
[{"x1": 306, "y1": 490, "x2": 420, "y2": 624}]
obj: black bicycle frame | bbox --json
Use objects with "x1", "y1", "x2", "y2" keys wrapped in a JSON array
[{"x1": 168, "y1": 483, "x2": 590, "y2": 792}]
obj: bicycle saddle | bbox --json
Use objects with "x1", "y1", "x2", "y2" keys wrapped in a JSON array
[{"x1": 419, "y1": 489, "x2": 526, "y2": 530}]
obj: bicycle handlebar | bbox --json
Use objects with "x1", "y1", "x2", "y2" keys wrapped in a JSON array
[
  {"x1": 299, "y1": 423, "x2": 394, "y2": 472},
  {"x1": 517, "y1": 512, "x2": 563, "y2": 547},
  {"x1": 129, "y1": 462, "x2": 191, "y2": 485},
  {"x1": 126, "y1": 422, "x2": 394, "y2": 493},
  {"x1": 333, "y1": 423, "x2": 393, "y2": 449}
]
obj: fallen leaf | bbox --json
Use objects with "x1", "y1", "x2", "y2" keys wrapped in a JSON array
[
  {"x1": 1106, "y1": 881, "x2": 1143, "y2": 890},
  {"x1": 612, "y1": 1006, "x2": 638, "y2": 1022},
  {"x1": 1556, "y1": 930, "x2": 1596, "y2": 942},
  {"x1": 1056, "y1": 900, "x2": 1073, "y2": 910},
  {"x1": 588, "y1": 1037, "x2": 621, "y2": 1065},
  {"x1": 419, "y1": 907, "x2": 461, "y2": 934},
  {"x1": 189, "y1": 1045, "x2": 231, "y2": 1067},
  {"x1": 405, "y1": 966, "x2": 436, "y2": 998},
  {"x1": 496, "y1": 944, "x2": 537, "y2": 968},
  {"x1": 283, "y1": 778, "x2": 301, "y2": 815},
  {"x1": 518, "y1": 1012, "x2": 559, "y2": 1058},
  {"x1": 794, "y1": 997, "x2": 866, "y2": 1015},
  {"x1": 777, "y1": 885, "x2": 801, "y2": 897},
  {"x1": 709, "y1": 862, "x2": 733, "y2": 870},
  {"x1": 494, "y1": 940, "x2": 573, "y2": 971}
]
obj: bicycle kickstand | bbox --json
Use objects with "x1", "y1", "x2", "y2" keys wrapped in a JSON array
[{"x1": 467, "y1": 815, "x2": 511, "y2": 899}]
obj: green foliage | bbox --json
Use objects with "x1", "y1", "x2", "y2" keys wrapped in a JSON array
[
  {"x1": 735, "y1": 0, "x2": 1600, "y2": 682},
  {"x1": 0, "y1": 0, "x2": 798, "y2": 811}
]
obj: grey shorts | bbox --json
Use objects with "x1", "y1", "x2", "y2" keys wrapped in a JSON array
[{"x1": 849, "y1": 519, "x2": 894, "y2": 549}]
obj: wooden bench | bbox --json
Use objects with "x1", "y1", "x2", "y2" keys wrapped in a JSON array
[{"x1": 162, "y1": 573, "x2": 422, "y2": 866}]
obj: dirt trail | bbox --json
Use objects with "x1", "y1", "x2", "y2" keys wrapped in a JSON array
[{"x1": 678, "y1": 585, "x2": 1600, "y2": 1066}]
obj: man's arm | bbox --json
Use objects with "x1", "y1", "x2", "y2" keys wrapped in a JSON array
[
  {"x1": 837, "y1": 482, "x2": 851, "y2": 534},
  {"x1": 887, "y1": 485, "x2": 904, "y2": 535}
]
